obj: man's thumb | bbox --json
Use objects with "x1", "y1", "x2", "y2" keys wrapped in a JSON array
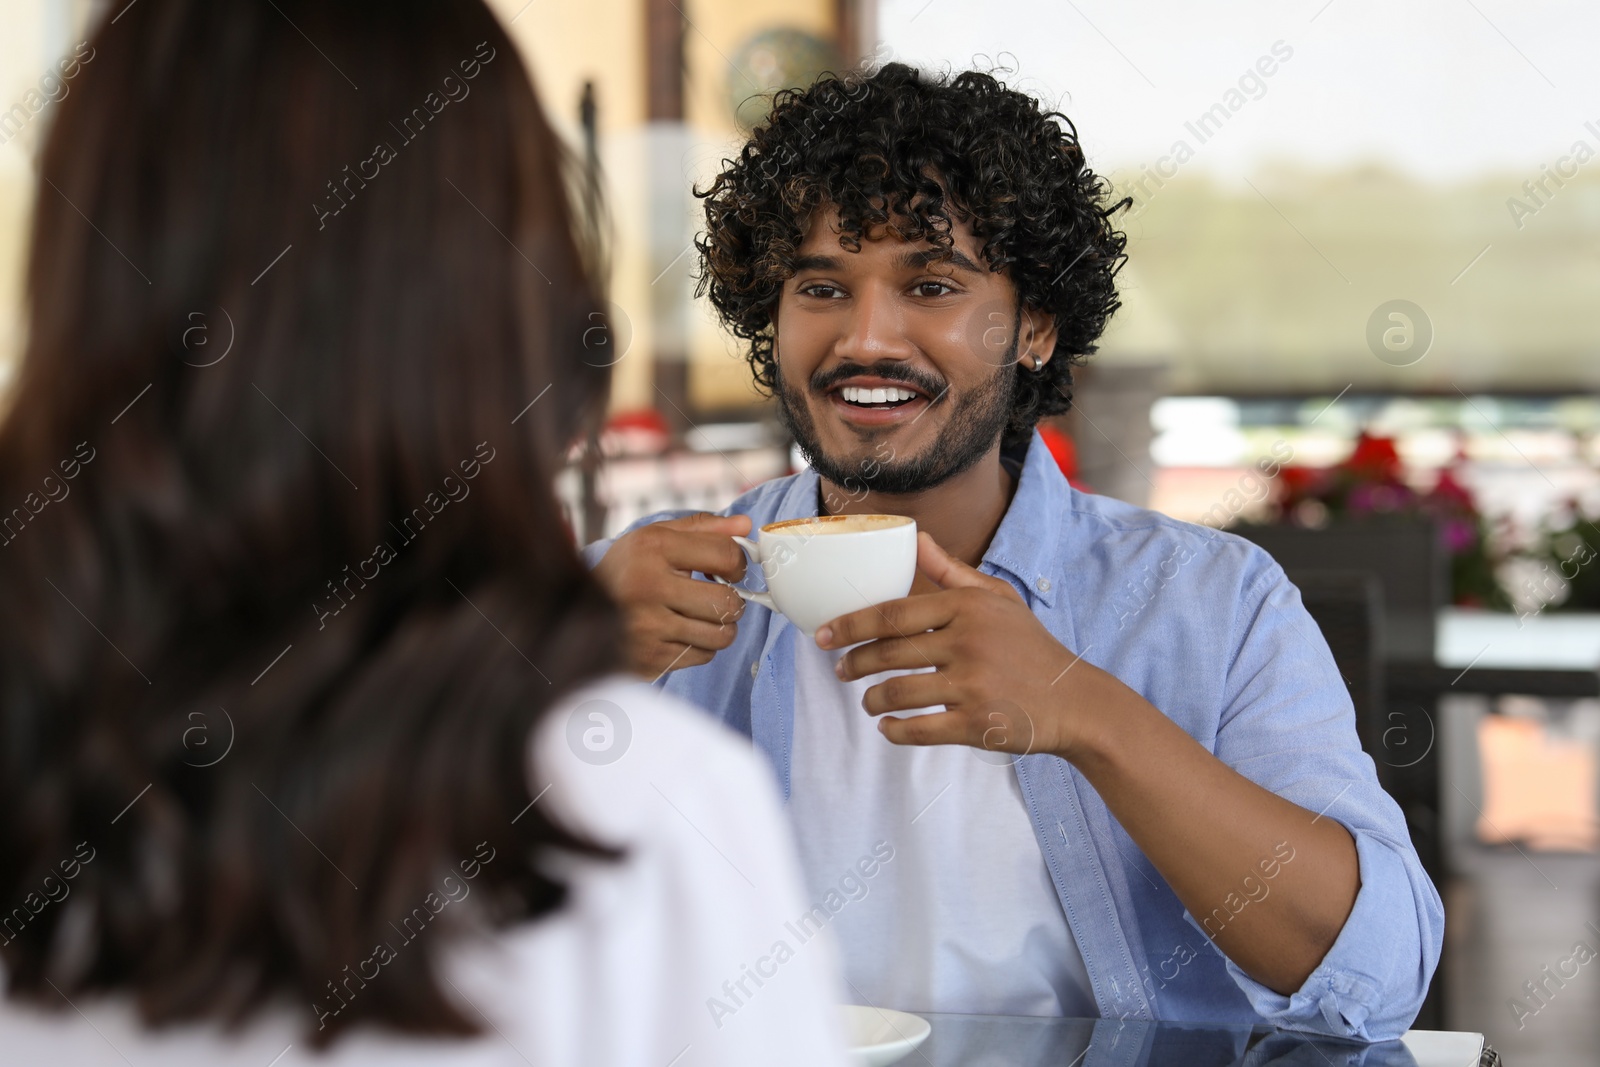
[{"x1": 917, "y1": 531, "x2": 981, "y2": 588}]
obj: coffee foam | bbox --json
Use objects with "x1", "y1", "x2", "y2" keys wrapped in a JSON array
[{"x1": 762, "y1": 514, "x2": 913, "y2": 536}]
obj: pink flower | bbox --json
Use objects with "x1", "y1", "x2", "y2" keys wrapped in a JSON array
[{"x1": 1440, "y1": 516, "x2": 1478, "y2": 554}]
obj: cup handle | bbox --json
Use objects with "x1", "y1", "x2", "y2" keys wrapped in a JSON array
[{"x1": 712, "y1": 535, "x2": 777, "y2": 612}]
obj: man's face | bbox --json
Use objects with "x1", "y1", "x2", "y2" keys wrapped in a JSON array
[{"x1": 771, "y1": 205, "x2": 1055, "y2": 495}]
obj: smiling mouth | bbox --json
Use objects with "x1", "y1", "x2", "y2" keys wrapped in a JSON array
[
  {"x1": 833, "y1": 384, "x2": 924, "y2": 409},
  {"x1": 820, "y1": 382, "x2": 937, "y2": 429}
]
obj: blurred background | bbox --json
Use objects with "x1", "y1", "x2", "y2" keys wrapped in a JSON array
[{"x1": 5, "y1": 1, "x2": 1599, "y2": 1061}]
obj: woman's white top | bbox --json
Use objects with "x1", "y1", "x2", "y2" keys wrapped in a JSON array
[{"x1": 0, "y1": 675, "x2": 851, "y2": 1067}]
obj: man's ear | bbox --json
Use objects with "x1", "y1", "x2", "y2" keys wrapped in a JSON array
[{"x1": 1020, "y1": 307, "x2": 1059, "y2": 368}]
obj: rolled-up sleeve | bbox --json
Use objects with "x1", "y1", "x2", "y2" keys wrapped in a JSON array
[
  {"x1": 1188, "y1": 558, "x2": 1445, "y2": 1041},
  {"x1": 579, "y1": 536, "x2": 616, "y2": 569}
]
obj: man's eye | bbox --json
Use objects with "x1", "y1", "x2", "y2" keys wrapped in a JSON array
[
  {"x1": 915, "y1": 281, "x2": 956, "y2": 298},
  {"x1": 800, "y1": 283, "x2": 841, "y2": 298}
]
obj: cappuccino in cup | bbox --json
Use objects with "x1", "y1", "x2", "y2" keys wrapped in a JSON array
[{"x1": 714, "y1": 514, "x2": 916, "y2": 637}]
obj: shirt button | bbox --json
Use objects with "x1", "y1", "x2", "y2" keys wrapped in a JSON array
[
  {"x1": 750, "y1": 660, "x2": 759, "y2": 680},
  {"x1": 1036, "y1": 578, "x2": 1052, "y2": 593}
]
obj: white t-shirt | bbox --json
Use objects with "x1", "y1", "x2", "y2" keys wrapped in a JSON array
[
  {"x1": 0, "y1": 675, "x2": 851, "y2": 1067},
  {"x1": 787, "y1": 635, "x2": 1097, "y2": 1017}
]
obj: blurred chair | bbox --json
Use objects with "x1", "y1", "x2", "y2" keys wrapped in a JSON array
[
  {"x1": 1283, "y1": 569, "x2": 1385, "y2": 758},
  {"x1": 1234, "y1": 517, "x2": 1444, "y2": 663}
]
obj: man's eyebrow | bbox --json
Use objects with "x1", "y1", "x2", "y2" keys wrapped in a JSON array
[
  {"x1": 895, "y1": 247, "x2": 984, "y2": 273},
  {"x1": 791, "y1": 254, "x2": 842, "y2": 272},
  {"x1": 789, "y1": 248, "x2": 986, "y2": 274}
]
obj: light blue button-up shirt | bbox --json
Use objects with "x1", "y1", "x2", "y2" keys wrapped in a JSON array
[{"x1": 581, "y1": 428, "x2": 1444, "y2": 1042}]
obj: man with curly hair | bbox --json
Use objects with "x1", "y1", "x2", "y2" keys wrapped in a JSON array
[{"x1": 585, "y1": 63, "x2": 1441, "y2": 1041}]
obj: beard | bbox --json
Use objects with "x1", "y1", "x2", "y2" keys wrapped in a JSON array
[{"x1": 774, "y1": 329, "x2": 1019, "y2": 497}]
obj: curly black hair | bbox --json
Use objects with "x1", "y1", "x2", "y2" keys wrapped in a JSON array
[{"x1": 694, "y1": 61, "x2": 1130, "y2": 446}]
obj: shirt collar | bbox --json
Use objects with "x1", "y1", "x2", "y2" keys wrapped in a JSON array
[
  {"x1": 979, "y1": 428, "x2": 1065, "y2": 608},
  {"x1": 774, "y1": 428, "x2": 1066, "y2": 608}
]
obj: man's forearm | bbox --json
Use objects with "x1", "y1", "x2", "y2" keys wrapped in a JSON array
[{"x1": 1059, "y1": 664, "x2": 1361, "y2": 995}]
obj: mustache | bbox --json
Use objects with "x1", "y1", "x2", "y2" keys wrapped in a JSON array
[{"x1": 809, "y1": 361, "x2": 947, "y2": 398}]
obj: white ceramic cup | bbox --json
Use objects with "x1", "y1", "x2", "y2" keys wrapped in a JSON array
[{"x1": 713, "y1": 514, "x2": 917, "y2": 637}]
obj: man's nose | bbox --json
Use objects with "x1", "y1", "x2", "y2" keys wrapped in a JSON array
[{"x1": 834, "y1": 284, "x2": 915, "y2": 365}]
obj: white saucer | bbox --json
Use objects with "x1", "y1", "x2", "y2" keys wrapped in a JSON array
[{"x1": 841, "y1": 1004, "x2": 932, "y2": 1066}]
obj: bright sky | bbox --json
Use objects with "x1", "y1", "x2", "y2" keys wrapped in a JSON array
[{"x1": 876, "y1": 0, "x2": 1600, "y2": 183}]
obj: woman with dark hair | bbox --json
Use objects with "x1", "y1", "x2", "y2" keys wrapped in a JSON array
[{"x1": 0, "y1": 2, "x2": 848, "y2": 1063}]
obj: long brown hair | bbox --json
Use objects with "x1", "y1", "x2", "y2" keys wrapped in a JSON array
[{"x1": 0, "y1": 0, "x2": 621, "y2": 1045}]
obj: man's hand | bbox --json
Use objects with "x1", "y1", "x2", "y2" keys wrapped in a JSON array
[
  {"x1": 593, "y1": 513, "x2": 753, "y2": 679},
  {"x1": 816, "y1": 531, "x2": 1114, "y2": 760}
]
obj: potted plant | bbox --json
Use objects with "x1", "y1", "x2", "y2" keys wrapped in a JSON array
[{"x1": 1240, "y1": 430, "x2": 1514, "y2": 610}]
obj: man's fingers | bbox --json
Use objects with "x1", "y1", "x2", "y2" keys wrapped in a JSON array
[
  {"x1": 660, "y1": 511, "x2": 753, "y2": 536},
  {"x1": 642, "y1": 641, "x2": 717, "y2": 678},
  {"x1": 838, "y1": 633, "x2": 947, "y2": 682},
  {"x1": 651, "y1": 525, "x2": 749, "y2": 582},
  {"x1": 636, "y1": 605, "x2": 740, "y2": 658},
  {"x1": 657, "y1": 614, "x2": 741, "y2": 654},
  {"x1": 859, "y1": 670, "x2": 953, "y2": 717},
  {"x1": 601, "y1": 513, "x2": 754, "y2": 678},
  {"x1": 816, "y1": 592, "x2": 957, "y2": 650},
  {"x1": 876, "y1": 709, "x2": 969, "y2": 747},
  {"x1": 658, "y1": 574, "x2": 747, "y2": 626}
]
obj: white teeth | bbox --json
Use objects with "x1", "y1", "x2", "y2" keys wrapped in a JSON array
[{"x1": 840, "y1": 385, "x2": 919, "y2": 405}]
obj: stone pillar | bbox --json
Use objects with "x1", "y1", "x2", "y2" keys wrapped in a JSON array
[{"x1": 1065, "y1": 361, "x2": 1168, "y2": 507}]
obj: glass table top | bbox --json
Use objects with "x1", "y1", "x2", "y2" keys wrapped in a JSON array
[{"x1": 911, "y1": 1013, "x2": 1485, "y2": 1067}]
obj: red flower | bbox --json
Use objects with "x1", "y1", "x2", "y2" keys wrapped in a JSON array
[
  {"x1": 1272, "y1": 465, "x2": 1329, "y2": 514},
  {"x1": 1038, "y1": 424, "x2": 1078, "y2": 480},
  {"x1": 1277, "y1": 465, "x2": 1323, "y2": 496},
  {"x1": 1344, "y1": 431, "x2": 1403, "y2": 480},
  {"x1": 1428, "y1": 465, "x2": 1474, "y2": 509}
]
